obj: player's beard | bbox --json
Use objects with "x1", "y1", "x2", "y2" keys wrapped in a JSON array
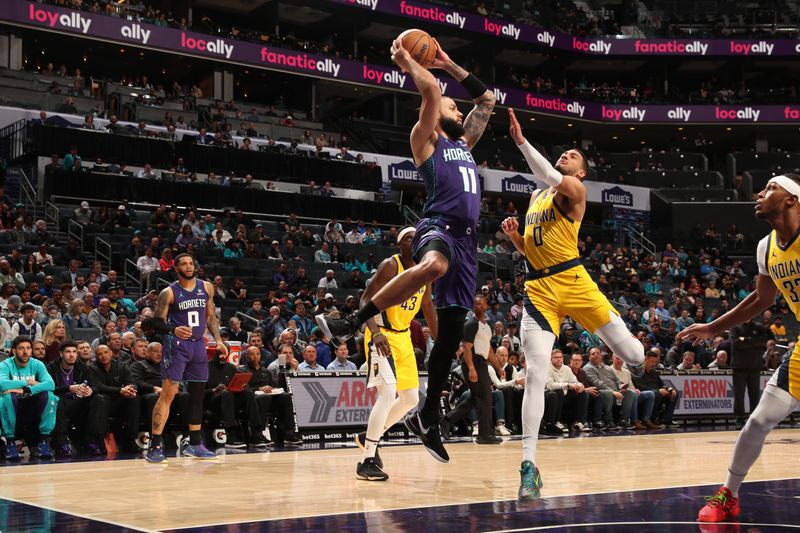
[
  {"x1": 177, "y1": 269, "x2": 194, "y2": 281},
  {"x1": 439, "y1": 117, "x2": 465, "y2": 140}
]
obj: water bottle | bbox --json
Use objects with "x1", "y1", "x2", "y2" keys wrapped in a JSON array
[{"x1": 75, "y1": 380, "x2": 88, "y2": 398}]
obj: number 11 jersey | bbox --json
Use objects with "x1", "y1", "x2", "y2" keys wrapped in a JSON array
[{"x1": 417, "y1": 135, "x2": 481, "y2": 227}]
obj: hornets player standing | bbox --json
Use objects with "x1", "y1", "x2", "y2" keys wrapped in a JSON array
[
  {"x1": 501, "y1": 108, "x2": 645, "y2": 499},
  {"x1": 678, "y1": 174, "x2": 800, "y2": 522},
  {"x1": 355, "y1": 227, "x2": 437, "y2": 481}
]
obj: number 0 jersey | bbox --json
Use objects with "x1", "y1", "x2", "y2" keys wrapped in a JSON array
[
  {"x1": 374, "y1": 255, "x2": 426, "y2": 332},
  {"x1": 168, "y1": 280, "x2": 208, "y2": 340},
  {"x1": 523, "y1": 188, "x2": 580, "y2": 271}
]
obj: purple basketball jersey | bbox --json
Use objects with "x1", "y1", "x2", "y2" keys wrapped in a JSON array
[
  {"x1": 168, "y1": 280, "x2": 208, "y2": 339},
  {"x1": 418, "y1": 135, "x2": 481, "y2": 226}
]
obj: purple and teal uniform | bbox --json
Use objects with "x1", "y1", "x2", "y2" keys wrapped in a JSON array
[
  {"x1": 162, "y1": 280, "x2": 209, "y2": 382},
  {"x1": 412, "y1": 134, "x2": 480, "y2": 309}
]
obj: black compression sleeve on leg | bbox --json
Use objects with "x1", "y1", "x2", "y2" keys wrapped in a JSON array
[
  {"x1": 142, "y1": 317, "x2": 176, "y2": 336},
  {"x1": 461, "y1": 73, "x2": 488, "y2": 99},
  {"x1": 187, "y1": 381, "x2": 205, "y2": 426},
  {"x1": 419, "y1": 306, "x2": 468, "y2": 426}
]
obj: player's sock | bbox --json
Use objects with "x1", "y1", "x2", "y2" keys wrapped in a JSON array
[
  {"x1": 520, "y1": 329, "x2": 555, "y2": 464},
  {"x1": 363, "y1": 437, "x2": 379, "y2": 459},
  {"x1": 725, "y1": 385, "x2": 798, "y2": 497},
  {"x1": 355, "y1": 301, "x2": 379, "y2": 325},
  {"x1": 383, "y1": 389, "x2": 419, "y2": 431},
  {"x1": 364, "y1": 381, "x2": 394, "y2": 460},
  {"x1": 189, "y1": 430, "x2": 202, "y2": 446}
]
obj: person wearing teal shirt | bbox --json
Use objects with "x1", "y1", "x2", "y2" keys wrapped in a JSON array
[{"x1": 0, "y1": 336, "x2": 58, "y2": 460}]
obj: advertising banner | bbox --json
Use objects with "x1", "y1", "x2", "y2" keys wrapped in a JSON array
[
  {"x1": 327, "y1": 0, "x2": 800, "y2": 57},
  {"x1": 5, "y1": 1, "x2": 800, "y2": 124},
  {"x1": 289, "y1": 372, "x2": 428, "y2": 428},
  {"x1": 660, "y1": 373, "x2": 779, "y2": 416}
]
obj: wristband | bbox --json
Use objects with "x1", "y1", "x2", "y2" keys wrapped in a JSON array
[{"x1": 461, "y1": 73, "x2": 488, "y2": 99}]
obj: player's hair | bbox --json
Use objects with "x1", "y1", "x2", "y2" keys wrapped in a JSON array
[
  {"x1": 11, "y1": 335, "x2": 32, "y2": 351},
  {"x1": 59, "y1": 340, "x2": 78, "y2": 353},
  {"x1": 174, "y1": 253, "x2": 194, "y2": 264},
  {"x1": 784, "y1": 173, "x2": 800, "y2": 185},
  {"x1": 572, "y1": 148, "x2": 590, "y2": 174}
]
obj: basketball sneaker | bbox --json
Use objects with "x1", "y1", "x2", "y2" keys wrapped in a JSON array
[
  {"x1": 36, "y1": 440, "x2": 54, "y2": 459},
  {"x1": 698, "y1": 487, "x2": 739, "y2": 522},
  {"x1": 356, "y1": 457, "x2": 389, "y2": 481},
  {"x1": 518, "y1": 460, "x2": 544, "y2": 500},
  {"x1": 355, "y1": 432, "x2": 383, "y2": 469},
  {"x1": 4, "y1": 441, "x2": 20, "y2": 461},
  {"x1": 145, "y1": 443, "x2": 167, "y2": 464},
  {"x1": 404, "y1": 412, "x2": 449, "y2": 463},
  {"x1": 315, "y1": 313, "x2": 358, "y2": 343},
  {"x1": 183, "y1": 442, "x2": 217, "y2": 459}
]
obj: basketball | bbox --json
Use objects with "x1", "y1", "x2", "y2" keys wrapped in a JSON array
[{"x1": 399, "y1": 29, "x2": 438, "y2": 68}]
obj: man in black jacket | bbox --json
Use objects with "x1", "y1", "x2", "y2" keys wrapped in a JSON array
[
  {"x1": 238, "y1": 345, "x2": 302, "y2": 446},
  {"x1": 89, "y1": 344, "x2": 140, "y2": 452},
  {"x1": 130, "y1": 341, "x2": 190, "y2": 440},
  {"x1": 48, "y1": 341, "x2": 109, "y2": 456},
  {"x1": 730, "y1": 320, "x2": 771, "y2": 423},
  {"x1": 205, "y1": 348, "x2": 246, "y2": 448},
  {"x1": 633, "y1": 351, "x2": 678, "y2": 427}
]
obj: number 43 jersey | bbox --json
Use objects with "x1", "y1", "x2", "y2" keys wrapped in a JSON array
[
  {"x1": 375, "y1": 255, "x2": 426, "y2": 333},
  {"x1": 760, "y1": 231, "x2": 800, "y2": 312},
  {"x1": 168, "y1": 280, "x2": 208, "y2": 340},
  {"x1": 524, "y1": 188, "x2": 580, "y2": 271}
]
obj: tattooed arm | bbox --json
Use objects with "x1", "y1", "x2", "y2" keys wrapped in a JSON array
[
  {"x1": 438, "y1": 59, "x2": 496, "y2": 150},
  {"x1": 205, "y1": 281, "x2": 228, "y2": 357}
]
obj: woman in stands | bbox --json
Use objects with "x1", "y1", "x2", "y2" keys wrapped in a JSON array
[
  {"x1": 42, "y1": 318, "x2": 67, "y2": 363},
  {"x1": 62, "y1": 299, "x2": 90, "y2": 339}
]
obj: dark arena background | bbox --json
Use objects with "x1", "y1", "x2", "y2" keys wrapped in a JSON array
[{"x1": 1, "y1": 0, "x2": 800, "y2": 531}]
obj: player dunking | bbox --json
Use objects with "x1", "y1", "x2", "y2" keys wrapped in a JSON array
[
  {"x1": 144, "y1": 253, "x2": 227, "y2": 463},
  {"x1": 678, "y1": 174, "x2": 800, "y2": 522},
  {"x1": 316, "y1": 36, "x2": 495, "y2": 462},
  {"x1": 355, "y1": 227, "x2": 437, "y2": 481},
  {"x1": 501, "y1": 108, "x2": 645, "y2": 499}
]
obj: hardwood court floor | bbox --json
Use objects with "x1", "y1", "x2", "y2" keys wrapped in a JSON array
[{"x1": 1, "y1": 428, "x2": 800, "y2": 532}]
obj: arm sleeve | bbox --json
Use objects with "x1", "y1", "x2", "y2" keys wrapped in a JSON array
[
  {"x1": 756, "y1": 235, "x2": 770, "y2": 276},
  {"x1": 462, "y1": 320, "x2": 479, "y2": 344},
  {"x1": 32, "y1": 362, "x2": 55, "y2": 394},
  {"x1": 0, "y1": 362, "x2": 26, "y2": 392},
  {"x1": 517, "y1": 141, "x2": 563, "y2": 188}
]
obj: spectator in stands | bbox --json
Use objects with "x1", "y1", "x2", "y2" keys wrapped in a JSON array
[
  {"x1": 226, "y1": 279, "x2": 248, "y2": 301},
  {"x1": 291, "y1": 302, "x2": 314, "y2": 339},
  {"x1": 770, "y1": 317, "x2": 789, "y2": 343},
  {"x1": 131, "y1": 341, "x2": 189, "y2": 436},
  {"x1": 345, "y1": 225, "x2": 363, "y2": 244},
  {"x1": 343, "y1": 269, "x2": 366, "y2": 290},
  {"x1": 318, "y1": 269, "x2": 338, "y2": 290},
  {"x1": 226, "y1": 317, "x2": 248, "y2": 344},
  {"x1": 272, "y1": 263, "x2": 294, "y2": 288},
  {"x1": 268, "y1": 240, "x2": 284, "y2": 260},
  {"x1": 263, "y1": 306, "x2": 287, "y2": 341},
  {"x1": 633, "y1": 351, "x2": 678, "y2": 428},
  {"x1": 298, "y1": 344, "x2": 323, "y2": 371},
  {"x1": 42, "y1": 319, "x2": 66, "y2": 363},
  {"x1": 58, "y1": 97, "x2": 77, "y2": 114},
  {"x1": 204, "y1": 348, "x2": 245, "y2": 448},
  {"x1": 314, "y1": 242, "x2": 331, "y2": 263},
  {"x1": 281, "y1": 240, "x2": 301, "y2": 262},
  {"x1": 676, "y1": 351, "x2": 700, "y2": 370},
  {"x1": 76, "y1": 341, "x2": 91, "y2": 365},
  {"x1": 137, "y1": 248, "x2": 159, "y2": 290},
  {"x1": 0, "y1": 260, "x2": 26, "y2": 292},
  {"x1": 158, "y1": 248, "x2": 175, "y2": 274},
  {"x1": 326, "y1": 343, "x2": 356, "y2": 371},
  {"x1": 104, "y1": 206, "x2": 131, "y2": 230},
  {"x1": 11, "y1": 303, "x2": 43, "y2": 342},
  {"x1": 89, "y1": 344, "x2": 140, "y2": 452},
  {"x1": 0, "y1": 336, "x2": 57, "y2": 460},
  {"x1": 49, "y1": 341, "x2": 107, "y2": 456},
  {"x1": 88, "y1": 298, "x2": 116, "y2": 329},
  {"x1": 583, "y1": 348, "x2": 625, "y2": 429},
  {"x1": 675, "y1": 309, "x2": 694, "y2": 332},
  {"x1": 545, "y1": 349, "x2": 590, "y2": 432},
  {"x1": 245, "y1": 300, "x2": 267, "y2": 324},
  {"x1": 707, "y1": 350, "x2": 729, "y2": 370}
]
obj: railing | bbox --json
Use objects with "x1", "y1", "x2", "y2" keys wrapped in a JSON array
[
  {"x1": 0, "y1": 119, "x2": 28, "y2": 162},
  {"x1": 623, "y1": 225, "x2": 657, "y2": 257},
  {"x1": 67, "y1": 219, "x2": 84, "y2": 250},
  {"x1": 95, "y1": 236, "x2": 112, "y2": 269},
  {"x1": 45, "y1": 201, "x2": 60, "y2": 234},
  {"x1": 477, "y1": 251, "x2": 498, "y2": 280},
  {"x1": 236, "y1": 312, "x2": 261, "y2": 331},
  {"x1": 124, "y1": 258, "x2": 143, "y2": 294},
  {"x1": 401, "y1": 205, "x2": 420, "y2": 227},
  {"x1": 16, "y1": 167, "x2": 38, "y2": 212}
]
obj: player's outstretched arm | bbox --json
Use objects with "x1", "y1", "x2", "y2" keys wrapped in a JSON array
[
  {"x1": 431, "y1": 40, "x2": 495, "y2": 149},
  {"x1": 676, "y1": 273, "x2": 777, "y2": 345},
  {"x1": 508, "y1": 108, "x2": 585, "y2": 202},
  {"x1": 391, "y1": 37, "x2": 440, "y2": 162}
]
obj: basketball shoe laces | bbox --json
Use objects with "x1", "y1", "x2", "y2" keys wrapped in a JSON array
[{"x1": 704, "y1": 489, "x2": 734, "y2": 512}]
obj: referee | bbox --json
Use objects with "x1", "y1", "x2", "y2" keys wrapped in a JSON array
[{"x1": 454, "y1": 295, "x2": 505, "y2": 444}]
